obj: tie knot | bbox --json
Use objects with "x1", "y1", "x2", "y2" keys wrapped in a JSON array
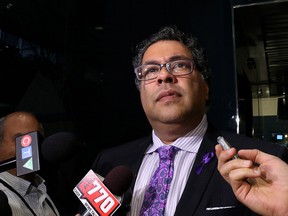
[{"x1": 157, "y1": 146, "x2": 179, "y2": 160}]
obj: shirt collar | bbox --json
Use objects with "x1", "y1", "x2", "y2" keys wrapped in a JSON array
[
  {"x1": 0, "y1": 171, "x2": 46, "y2": 196},
  {"x1": 148, "y1": 114, "x2": 208, "y2": 154}
]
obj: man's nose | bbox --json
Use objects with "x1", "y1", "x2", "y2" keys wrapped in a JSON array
[{"x1": 157, "y1": 66, "x2": 175, "y2": 84}]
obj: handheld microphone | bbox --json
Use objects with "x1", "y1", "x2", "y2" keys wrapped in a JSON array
[
  {"x1": 0, "y1": 190, "x2": 12, "y2": 216},
  {"x1": 74, "y1": 165, "x2": 133, "y2": 216},
  {"x1": 0, "y1": 131, "x2": 81, "y2": 173},
  {"x1": 41, "y1": 131, "x2": 82, "y2": 164}
]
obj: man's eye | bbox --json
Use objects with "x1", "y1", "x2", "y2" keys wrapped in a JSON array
[
  {"x1": 172, "y1": 61, "x2": 191, "y2": 70},
  {"x1": 175, "y1": 63, "x2": 187, "y2": 68},
  {"x1": 144, "y1": 66, "x2": 159, "y2": 74}
]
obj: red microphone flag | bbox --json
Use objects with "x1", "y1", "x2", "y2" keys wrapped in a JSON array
[{"x1": 73, "y1": 170, "x2": 121, "y2": 216}]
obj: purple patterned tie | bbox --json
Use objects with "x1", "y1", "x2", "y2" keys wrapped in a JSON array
[{"x1": 140, "y1": 145, "x2": 179, "y2": 215}]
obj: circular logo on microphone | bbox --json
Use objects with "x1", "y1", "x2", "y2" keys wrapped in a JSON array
[{"x1": 21, "y1": 135, "x2": 32, "y2": 147}]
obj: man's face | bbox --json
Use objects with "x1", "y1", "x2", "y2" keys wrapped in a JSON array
[
  {"x1": 0, "y1": 114, "x2": 40, "y2": 162},
  {"x1": 139, "y1": 40, "x2": 209, "y2": 129}
]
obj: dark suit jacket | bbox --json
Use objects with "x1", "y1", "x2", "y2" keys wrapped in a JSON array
[{"x1": 90, "y1": 124, "x2": 288, "y2": 216}]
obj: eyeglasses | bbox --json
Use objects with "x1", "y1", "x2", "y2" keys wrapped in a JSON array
[{"x1": 134, "y1": 59, "x2": 194, "y2": 81}]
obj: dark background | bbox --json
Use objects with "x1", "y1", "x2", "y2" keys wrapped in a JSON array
[
  {"x1": 0, "y1": 0, "x2": 255, "y2": 214},
  {"x1": 0, "y1": 0, "x2": 238, "y2": 155}
]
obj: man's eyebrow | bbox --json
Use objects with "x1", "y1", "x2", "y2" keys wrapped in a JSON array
[
  {"x1": 142, "y1": 60, "x2": 160, "y2": 65},
  {"x1": 169, "y1": 55, "x2": 191, "y2": 61},
  {"x1": 143, "y1": 55, "x2": 191, "y2": 65}
]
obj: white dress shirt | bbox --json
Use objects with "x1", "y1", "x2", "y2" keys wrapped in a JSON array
[{"x1": 129, "y1": 114, "x2": 208, "y2": 216}]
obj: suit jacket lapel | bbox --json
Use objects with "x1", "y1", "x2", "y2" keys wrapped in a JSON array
[
  {"x1": 174, "y1": 127, "x2": 220, "y2": 216},
  {"x1": 130, "y1": 135, "x2": 152, "y2": 187},
  {"x1": 121, "y1": 136, "x2": 152, "y2": 214}
]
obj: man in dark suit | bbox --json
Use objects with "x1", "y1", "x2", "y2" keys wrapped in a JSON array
[{"x1": 87, "y1": 25, "x2": 288, "y2": 215}]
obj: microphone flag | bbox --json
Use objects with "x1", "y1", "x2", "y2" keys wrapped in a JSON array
[
  {"x1": 15, "y1": 131, "x2": 41, "y2": 176},
  {"x1": 73, "y1": 170, "x2": 121, "y2": 216}
]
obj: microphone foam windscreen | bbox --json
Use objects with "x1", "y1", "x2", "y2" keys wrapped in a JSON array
[
  {"x1": 41, "y1": 131, "x2": 81, "y2": 164},
  {"x1": 103, "y1": 165, "x2": 133, "y2": 196}
]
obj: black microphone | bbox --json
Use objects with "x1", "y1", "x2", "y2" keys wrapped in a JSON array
[
  {"x1": 0, "y1": 190, "x2": 12, "y2": 216},
  {"x1": 74, "y1": 165, "x2": 133, "y2": 216},
  {"x1": 103, "y1": 166, "x2": 133, "y2": 197},
  {"x1": 0, "y1": 131, "x2": 81, "y2": 173},
  {"x1": 41, "y1": 131, "x2": 82, "y2": 164}
]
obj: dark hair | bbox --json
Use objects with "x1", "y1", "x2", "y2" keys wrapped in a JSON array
[{"x1": 132, "y1": 25, "x2": 210, "y2": 89}]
